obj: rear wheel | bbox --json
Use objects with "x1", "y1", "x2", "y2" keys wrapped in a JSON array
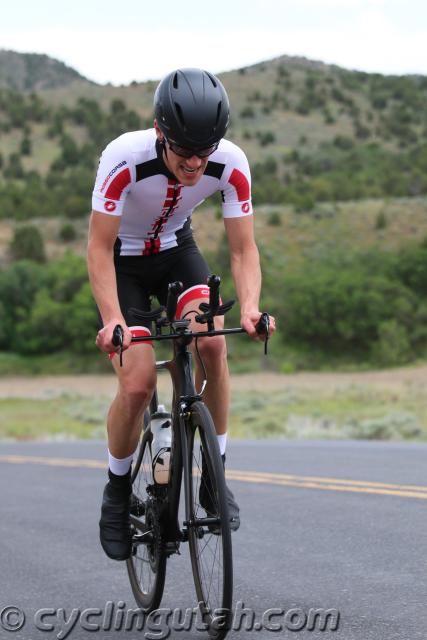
[
  {"x1": 126, "y1": 427, "x2": 167, "y2": 613},
  {"x1": 187, "y1": 401, "x2": 233, "y2": 640}
]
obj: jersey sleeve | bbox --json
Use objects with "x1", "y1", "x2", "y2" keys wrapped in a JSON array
[
  {"x1": 220, "y1": 144, "x2": 253, "y2": 218},
  {"x1": 92, "y1": 137, "x2": 133, "y2": 216}
]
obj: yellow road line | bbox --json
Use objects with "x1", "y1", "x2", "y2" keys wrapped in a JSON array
[
  {"x1": 225, "y1": 471, "x2": 427, "y2": 500},
  {"x1": 0, "y1": 454, "x2": 426, "y2": 500},
  {"x1": 0, "y1": 454, "x2": 106, "y2": 469},
  {"x1": 228, "y1": 470, "x2": 427, "y2": 492}
]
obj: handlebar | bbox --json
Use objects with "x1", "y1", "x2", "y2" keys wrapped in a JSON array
[
  {"x1": 207, "y1": 274, "x2": 221, "y2": 315},
  {"x1": 111, "y1": 275, "x2": 272, "y2": 366}
]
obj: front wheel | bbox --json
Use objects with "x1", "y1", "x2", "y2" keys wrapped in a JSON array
[
  {"x1": 187, "y1": 401, "x2": 233, "y2": 640},
  {"x1": 126, "y1": 427, "x2": 167, "y2": 613}
]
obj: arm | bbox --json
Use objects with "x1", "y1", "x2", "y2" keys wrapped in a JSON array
[
  {"x1": 87, "y1": 210, "x2": 132, "y2": 352},
  {"x1": 224, "y1": 215, "x2": 275, "y2": 339}
]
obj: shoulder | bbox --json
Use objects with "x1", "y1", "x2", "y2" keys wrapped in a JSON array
[
  {"x1": 206, "y1": 138, "x2": 251, "y2": 189},
  {"x1": 210, "y1": 138, "x2": 251, "y2": 178},
  {"x1": 214, "y1": 138, "x2": 249, "y2": 164},
  {"x1": 101, "y1": 129, "x2": 157, "y2": 158}
]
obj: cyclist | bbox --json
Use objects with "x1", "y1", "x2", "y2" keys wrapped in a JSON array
[{"x1": 87, "y1": 68, "x2": 276, "y2": 561}]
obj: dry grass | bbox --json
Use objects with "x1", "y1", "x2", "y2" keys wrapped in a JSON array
[{"x1": 1, "y1": 368, "x2": 427, "y2": 441}]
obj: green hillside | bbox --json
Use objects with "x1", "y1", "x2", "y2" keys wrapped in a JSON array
[
  {"x1": 0, "y1": 52, "x2": 426, "y2": 221},
  {"x1": 1, "y1": 51, "x2": 427, "y2": 372},
  {"x1": 0, "y1": 50, "x2": 92, "y2": 91}
]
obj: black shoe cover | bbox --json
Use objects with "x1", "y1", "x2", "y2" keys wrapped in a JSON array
[{"x1": 99, "y1": 478, "x2": 132, "y2": 561}]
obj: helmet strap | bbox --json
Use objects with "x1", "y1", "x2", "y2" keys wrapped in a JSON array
[{"x1": 161, "y1": 138, "x2": 167, "y2": 157}]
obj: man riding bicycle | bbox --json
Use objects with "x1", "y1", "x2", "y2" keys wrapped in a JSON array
[{"x1": 87, "y1": 68, "x2": 276, "y2": 561}]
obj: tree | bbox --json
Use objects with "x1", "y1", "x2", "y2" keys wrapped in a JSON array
[
  {"x1": 20, "y1": 136, "x2": 32, "y2": 156},
  {"x1": 10, "y1": 225, "x2": 46, "y2": 263},
  {"x1": 4, "y1": 153, "x2": 24, "y2": 179}
]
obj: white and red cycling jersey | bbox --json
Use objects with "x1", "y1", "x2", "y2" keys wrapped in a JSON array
[{"x1": 92, "y1": 129, "x2": 253, "y2": 256}]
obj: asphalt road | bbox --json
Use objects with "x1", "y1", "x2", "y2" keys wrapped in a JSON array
[{"x1": 0, "y1": 439, "x2": 426, "y2": 640}]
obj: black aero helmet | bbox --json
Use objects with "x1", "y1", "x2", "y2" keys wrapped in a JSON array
[{"x1": 154, "y1": 68, "x2": 229, "y2": 148}]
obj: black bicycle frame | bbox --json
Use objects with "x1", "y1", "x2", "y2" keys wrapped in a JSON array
[
  {"x1": 148, "y1": 331, "x2": 201, "y2": 545},
  {"x1": 123, "y1": 275, "x2": 268, "y2": 554},
  {"x1": 132, "y1": 322, "x2": 246, "y2": 546}
]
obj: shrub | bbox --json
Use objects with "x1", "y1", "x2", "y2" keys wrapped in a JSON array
[
  {"x1": 63, "y1": 195, "x2": 89, "y2": 219},
  {"x1": 10, "y1": 225, "x2": 46, "y2": 263},
  {"x1": 240, "y1": 106, "x2": 255, "y2": 118},
  {"x1": 4, "y1": 153, "x2": 24, "y2": 179},
  {"x1": 59, "y1": 223, "x2": 77, "y2": 242},
  {"x1": 281, "y1": 259, "x2": 418, "y2": 355},
  {"x1": 267, "y1": 211, "x2": 282, "y2": 226},
  {"x1": 15, "y1": 289, "x2": 69, "y2": 353},
  {"x1": 375, "y1": 210, "x2": 387, "y2": 230},
  {"x1": 372, "y1": 320, "x2": 411, "y2": 366},
  {"x1": 333, "y1": 135, "x2": 354, "y2": 150},
  {"x1": 20, "y1": 136, "x2": 32, "y2": 156},
  {"x1": 0, "y1": 260, "x2": 46, "y2": 349},
  {"x1": 256, "y1": 131, "x2": 276, "y2": 146},
  {"x1": 293, "y1": 192, "x2": 315, "y2": 212}
]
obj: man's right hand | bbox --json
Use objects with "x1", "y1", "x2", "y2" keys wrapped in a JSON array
[{"x1": 96, "y1": 319, "x2": 133, "y2": 353}]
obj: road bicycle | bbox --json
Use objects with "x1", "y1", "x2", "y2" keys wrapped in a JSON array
[{"x1": 112, "y1": 275, "x2": 270, "y2": 640}]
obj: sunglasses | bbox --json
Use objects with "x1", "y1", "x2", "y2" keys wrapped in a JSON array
[{"x1": 165, "y1": 138, "x2": 219, "y2": 159}]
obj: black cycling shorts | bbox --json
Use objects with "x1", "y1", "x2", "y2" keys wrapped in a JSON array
[{"x1": 99, "y1": 237, "x2": 212, "y2": 328}]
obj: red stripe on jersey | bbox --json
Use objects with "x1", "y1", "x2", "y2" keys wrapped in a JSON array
[
  {"x1": 142, "y1": 238, "x2": 161, "y2": 256},
  {"x1": 228, "y1": 168, "x2": 250, "y2": 201},
  {"x1": 104, "y1": 168, "x2": 131, "y2": 200}
]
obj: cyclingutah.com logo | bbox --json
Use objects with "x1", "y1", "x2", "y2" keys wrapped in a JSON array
[{"x1": 0, "y1": 601, "x2": 340, "y2": 638}]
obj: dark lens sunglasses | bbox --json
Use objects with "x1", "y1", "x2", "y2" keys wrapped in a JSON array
[{"x1": 166, "y1": 138, "x2": 219, "y2": 159}]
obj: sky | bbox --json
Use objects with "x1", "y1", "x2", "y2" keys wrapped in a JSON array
[{"x1": 1, "y1": 0, "x2": 426, "y2": 85}]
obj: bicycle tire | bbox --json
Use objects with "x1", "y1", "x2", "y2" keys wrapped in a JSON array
[
  {"x1": 126, "y1": 427, "x2": 167, "y2": 613},
  {"x1": 187, "y1": 401, "x2": 233, "y2": 640}
]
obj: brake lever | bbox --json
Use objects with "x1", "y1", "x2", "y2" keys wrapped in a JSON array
[
  {"x1": 112, "y1": 325, "x2": 124, "y2": 367},
  {"x1": 255, "y1": 312, "x2": 270, "y2": 355}
]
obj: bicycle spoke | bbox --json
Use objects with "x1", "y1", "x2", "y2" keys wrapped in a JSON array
[
  {"x1": 187, "y1": 402, "x2": 233, "y2": 636},
  {"x1": 126, "y1": 429, "x2": 166, "y2": 612}
]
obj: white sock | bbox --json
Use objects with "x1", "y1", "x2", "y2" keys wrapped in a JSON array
[
  {"x1": 108, "y1": 450, "x2": 133, "y2": 476},
  {"x1": 217, "y1": 433, "x2": 227, "y2": 456}
]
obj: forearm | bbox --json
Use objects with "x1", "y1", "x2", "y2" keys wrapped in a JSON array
[
  {"x1": 230, "y1": 242, "x2": 262, "y2": 315},
  {"x1": 87, "y1": 243, "x2": 124, "y2": 326}
]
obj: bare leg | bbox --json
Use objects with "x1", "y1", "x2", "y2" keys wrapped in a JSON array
[
  {"x1": 180, "y1": 297, "x2": 229, "y2": 435},
  {"x1": 108, "y1": 344, "x2": 157, "y2": 458},
  {"x1": 194, "y1": 336, "x2": 229, "y2": 435}
]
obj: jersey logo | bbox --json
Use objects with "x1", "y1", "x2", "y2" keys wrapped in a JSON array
[
  {"x1": 241, "y1": 202, "x2": 250, "y2": 214},
  {"x1": 104, "y1": 201, "x2": 117, "y2": 212},
  {"x1": 100, "y1": 160, "x2": 127, "y2": 192}
]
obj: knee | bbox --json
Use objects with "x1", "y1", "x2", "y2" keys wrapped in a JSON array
[
  {"x1": 118, "y1": 376, "x2": 156, "y2": 413},
  {"x1": 196, "y1": 335, "x2": 227, "y2": 365}
]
